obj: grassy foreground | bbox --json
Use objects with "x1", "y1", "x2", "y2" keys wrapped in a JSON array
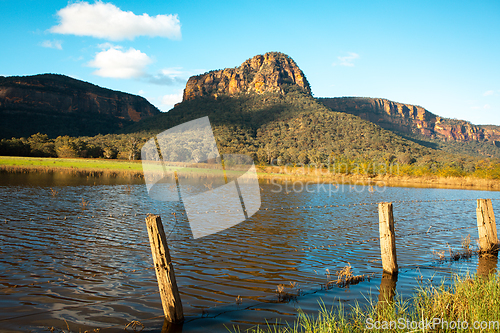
[{"x1": 234, "y1": 273, "x2": 500, "y2": 333}]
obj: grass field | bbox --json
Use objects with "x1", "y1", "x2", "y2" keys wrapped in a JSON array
[
  {"x1": 0, "y1": 156, "x2": 248, "y2": 179},
  {"x1": 0, "y1": 156, "x2": 144, "y2": 171}
]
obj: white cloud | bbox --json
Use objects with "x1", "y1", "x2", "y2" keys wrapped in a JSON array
[
  {"x1": 161, "y1": 92, "x2": 183, "y2": 109},
  {"x1": 484, "y1": 104, "x2": 491, "y2": 109},
  {"x1": 333, "y1": 52, "x2": 360, "y2": 67},
  {"x1": 88, "y1": 45, "x2": 152, "y2": 78},
  {"x1": 40, "y1": 39, "x2": 63, "y2": 50},
  {"x1": 146, "y1": 67, "x2": 187, "y2": 85},
  {"x1": 483, "y1": 90, "x2": 495, "y2": 96},
  {"x1": 50, "y1": 1, "x2": 181, "y2": 41}
]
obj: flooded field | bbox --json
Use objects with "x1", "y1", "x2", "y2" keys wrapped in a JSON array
[{"x1": 1, "y1": 172, "x2": 499, "y2": 332}]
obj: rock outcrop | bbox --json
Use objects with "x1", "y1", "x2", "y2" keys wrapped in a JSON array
[
  {"x1": 0, "y1": 74, "x2": 160, "y2": 122},
  {"x1": 320, "y1": 97, "x2": 500, "y2": 143},
  {"x1": 182, "y1": 52, "x2": 311, "y2": 101}
]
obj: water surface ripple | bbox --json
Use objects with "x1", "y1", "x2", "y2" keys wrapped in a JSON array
[{"x1": 1, "y1": 174, "x2": 499, "y2": 332}]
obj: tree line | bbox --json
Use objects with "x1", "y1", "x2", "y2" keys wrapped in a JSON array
[{"x1": 0, "y1": 133, "x2": 148, "y2": 160}]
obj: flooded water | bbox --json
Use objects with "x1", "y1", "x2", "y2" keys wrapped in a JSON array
[{"x1": 1, "y1": 171, "x2": 500, "y2": 332}]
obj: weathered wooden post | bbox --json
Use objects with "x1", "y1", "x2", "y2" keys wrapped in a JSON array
[
  {"x1": 145, "y1": 214, "x2": 184, "y2": 323},
  {"x1": 476, "y1": 199, "x2": 498, "y2": 253},
  {"x1": 378, "y1": 202, "x2": 398, "y2": 275}
]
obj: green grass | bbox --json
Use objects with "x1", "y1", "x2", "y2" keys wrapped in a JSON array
[
  {"x1": 232, "y1": 273, "x2": 500, "y2": 333},
  {"x1": 0, "y1": 156, "x2": 249, "y2": 179},
  {"x1": 0, "y1": 156, "x2": 144, "y2": 171}
]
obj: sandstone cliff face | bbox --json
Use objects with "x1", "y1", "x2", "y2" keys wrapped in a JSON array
[
  {"x1": 0, "y1": 74, "x2": 160, "y2": 123},
  {"x1": 182, "y1": 52, "x2": 311, "y2": 101},
  {"x1": 320, "y1": 97, "x2": 500, "y2": 143}
]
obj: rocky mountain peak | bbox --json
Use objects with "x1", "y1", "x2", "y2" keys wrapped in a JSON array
[{"x1": 182, "y1": 52, "x2": 311, "y2": 101}]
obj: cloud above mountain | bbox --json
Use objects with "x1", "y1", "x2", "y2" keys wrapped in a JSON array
[
  {"x1": 50, "y1": 1, "x2": 181, "y2": 41},
  {"x1": 88, "y1": 44, "x2": 152, "y2": 78}
]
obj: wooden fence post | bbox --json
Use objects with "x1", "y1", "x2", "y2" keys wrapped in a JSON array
[
  {"x1": 378, "y1": 202, "x2": 398, "y2": 275},
  {"x1": 476, "y1": 199, "x2": 498, "y2": 254},
  {"x1": 145, "y1": 214, "x2": 184, "y2": 323}
]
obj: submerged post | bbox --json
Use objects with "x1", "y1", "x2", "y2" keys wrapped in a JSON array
[
  {"x1": 476, "y1": 199, "x2": 498, "y2": 254},
  {"x1": 477, "y1": 253, "x2": 498, "y2": 279},
  {"x1": 378, "y1": 272, "x2": 398, "y2": 306},
  {"x1": 378, "y1": 202, "x2": 398, "y2": 275},
  {"x1": 145, "y1": 214, "x2": 184, "y2": 323}
]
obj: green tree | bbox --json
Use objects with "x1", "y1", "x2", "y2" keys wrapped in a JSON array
[{"x1": 28, "y1": 133, "x2": 55, "y2": 157}]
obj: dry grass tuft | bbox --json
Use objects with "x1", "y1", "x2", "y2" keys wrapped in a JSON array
[
  {"x1": 324, "y1": 263, "x2": 373, "y2": 289},
  {"x1": 80, "y1": 197, "x2": 90, "y2": 210},
  {"x1": 124, "y1": 320, "x2": 144, "y2": 332},
  {"x1": 433, "y1": 235, "x2": 476, "y2": 262},
  {"x1": 432, "y1": 249, "x2": 446, "y2": 260},
  {"x1": 276, "y1": 282, "x2": 300, "y2": 302}
]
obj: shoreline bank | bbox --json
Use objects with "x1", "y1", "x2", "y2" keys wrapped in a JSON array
[
  {"x1": 1, "y1": 156, "x2": 500, "y2": 191},
  {"x1": 258, "y1": 166, "x2": 500, "y2": 191}
]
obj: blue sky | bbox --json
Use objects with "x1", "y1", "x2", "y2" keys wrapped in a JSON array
[{"x1": 1, "y1": 0, "x2": 499, "y2": 125}]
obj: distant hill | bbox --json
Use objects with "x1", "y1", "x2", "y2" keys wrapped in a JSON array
[
  {"x1": 0, "y1": 74, "x2": 160, "y2": 139},
  {"x1": 319, "y1": 97, "x2": 500, "y2": 142},
  {"x1": 319, "y1": 97, "x2": 500, "y2": 159}
]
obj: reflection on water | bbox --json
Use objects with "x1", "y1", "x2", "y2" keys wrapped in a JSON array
[
  {"x1": 0, "y1": 171, "x2": 145, "y2": 187},
  {"x1": 1, "y1": 173, "x2": 500, "y2": 332},
  {"x1": 378, "y1": 272, "x2": 398, "y2": 305},
  {"x1": 477, "y1": 254, "x2": 498, "y2": 278}
]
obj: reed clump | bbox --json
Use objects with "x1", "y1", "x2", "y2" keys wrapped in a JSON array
[
  {"x1": 433, "y1": 235, "x2": 477, "y2": 262},
  {"x1": 80, "y1": 197, "x2": 89, "y2": 210},
  {"x1": 325, "y1": 264, "x2": 372, "y2": 289},
  {"x1": 234, "y1": 273, "x2": 500, "y2": 333},
  {"x1": 276, "y1": 282, "x2": 301, "y2": 302}
]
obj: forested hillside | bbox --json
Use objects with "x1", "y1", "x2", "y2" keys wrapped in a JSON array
[{"x1": 1, "y1": 52, "x2": 500, "y2": 179}]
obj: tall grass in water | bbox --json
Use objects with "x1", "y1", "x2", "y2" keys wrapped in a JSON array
[{"x1": 231, "y1": 273, "x2": 500, "y2": 333}]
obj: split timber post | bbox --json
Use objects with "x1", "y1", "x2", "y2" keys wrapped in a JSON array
[
  {"x1": 378, "y1": 202, "x2": 398, "y2": 275},
  {"x1": 145, "y1": 214, "x2": 184, "y2": 323},
  {"x1": 476, "y1": 199, "x2": 499, "y2": 254}
]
